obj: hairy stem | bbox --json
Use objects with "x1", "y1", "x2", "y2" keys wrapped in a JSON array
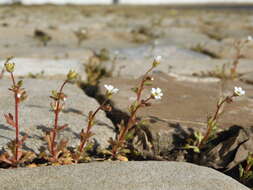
[
  {"x1": 10, "y1": 73, "x2": 19, "y2": 162},
  {"x1": 198, "y1": 95, "x2": 233, "y2": 149},
  {"x1": 111, "y1": 67, "x2": 154, "y2": 158},
  {"x1": 136, "y1": 67, "x2": 153, "y2": 102},
  {"x1": 78, "y1": 100, "x2": 107, "y2": 153},
  {"x1": 51, "y1": 80, "x2": 68, "y2": 158},
  {"x1": 112, "y1": 96, "x2": 152, "y2": 158}
]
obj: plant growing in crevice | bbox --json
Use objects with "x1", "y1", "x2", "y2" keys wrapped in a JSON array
[
  {"x1": 74, "y1": 28, "x2": 89, "y2": 46},
  {"x1": 84, "y1": 49, "x2": 117, "y2": 86},
  {"x1": 107, "y1": 56, "x2": 163, "y2": 161},
  {"x1": 96, "y1": 48, "x2": 111, "y2": 62},
  {"x1": 193, "y1": 36, "x2": 252, "y2": 80},
  {"x1": 34, "y1": 29, "x2": 52, "y2": 46},
  {"x1": 72, "y1": 85, "x2": 118, "y2": 162},
  {"x1": 239, "y1": 153, "x2": 253, "y2": 184},
  {"x1": 191, "y1": 43, "x2": 220, "y2": 59},
  {"x1": 185, "y1": 86, "x2": 245, "y2": 153},
  {"x1": 85, "y1": 55, "x2": 108, "y2": 86},
  {"x1": 230, "y1": 36, "x2": 252, "y2": 79},
  {"x1": 27, "y1": 70, "x2": 45, "y2": 79},
  {"x1": 0, "y1": 59, "x2": 34, "y2": 167},
  {"x1": 42, "y1": 70, "x2": 78, "y2": 164}
]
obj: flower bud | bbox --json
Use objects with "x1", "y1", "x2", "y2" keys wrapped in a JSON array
[
  {"x1": 152, "y1": 56, "x2": 162, "y2": 67},
  {"x1": 67, "y1": 70, "x2": 78, "y2": 81},
  {"x1": 5, "y1": 62, "x2": 15, "y2": 73}
]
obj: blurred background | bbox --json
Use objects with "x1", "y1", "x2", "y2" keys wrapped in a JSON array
[
  {"x1": 0, "y1": 0, "x2": 253, "y2": 77},
  {"x1": 1, "y1": 0, "x2": 253, "y2": 5}
]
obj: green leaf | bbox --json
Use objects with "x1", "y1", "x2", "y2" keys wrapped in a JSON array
[
  {"x1": 128, "y1": 100, "x2": 138, "y2": 113},
  {"x1": 239, "y1": 164, "x2": 244, "y2": 178},
  {"x1": 131, "y1": 87, "x2": 138, "y2": 94},
  {"x1": 17, "y1": 80, "x2": 23, "y2": 87},
  {"x1": 194, "y1": 131, "x2": 204, "y2": 144},
  {"x1": 247, "y1": 153, "x2": 253, "y2": 166},
  {"x1": 120, "y1": 148, "x2": 131, "y2": 154},
  {"x1": 84, "y1": 143, "x2": 94, "y2": 152},
  {"x1": 184, "y1": 145, "x2": 200, "y2": 153},
  {"x1": 125, "y1": 130, "x2": 135, "y2": 141},
  {"x1": 51, "y1": 90, "x2": 58, "y2": 98},
  {"x1": 143, "y1": 81, "x2": 152, "y2": 86}
]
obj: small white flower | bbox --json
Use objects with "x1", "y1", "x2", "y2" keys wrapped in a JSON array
[
  {"x1": 104, "y1": 84, "x2": 119, "y2": 94},
  {"x1": 248, "y1": 36, "x2": 253, "y2": 41},
  {"x1": 155, "y1": 55, "x2": 162, "y2": 63},
  {"x1": 151, "y1": 87, "x2": 163, "y2": 100},
  {"x1": 234, "y1": 86, "x2": 245, "y2": 96},
  {"x1": 153, "y1": 55, "x2": 162, "y2": 67}
]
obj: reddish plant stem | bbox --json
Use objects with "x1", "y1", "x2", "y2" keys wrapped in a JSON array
[
  {"x1": 231, "y1": 44, "x2": 241, "y2": 77},
  {"x1": 51, "y1": 80, "x2": 68, "y2": 158},
  {"x1": 112, "y1": 96, "x2": 152, "y2": 158},
  {"x1": 198, "y1": 95, "x2": 234, "y2": 149},
  {"x1": 111, "y1": 66, "x2": 154, "y2": 158},
  {"x1": 136, "y1": 67, "x2": 153, "y2": 102},
  {"x1": 10, "y1": 73, "x2": 19, "y2": 162},
  {"x1": 78, "y1": 100, "x2": 107, "y2": 153},
  {"x1": 245, "y1": 163, "x2": 252, "y2": 174}
]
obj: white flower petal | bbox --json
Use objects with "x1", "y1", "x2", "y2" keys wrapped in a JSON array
[
  {"x1": 234, "y1": 86, "x2": 245, "y2": 96},
  {"x1": 155, "y1": 56, "x2": 162, "y2": 63},
  {"x1": 151, "y1": 87, "x2": 163, "y2": 100},
  {"x1": 104, "y1": 84, "x2": 119, "y2": 95}
]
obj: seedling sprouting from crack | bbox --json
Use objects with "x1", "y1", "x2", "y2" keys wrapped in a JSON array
[
  {"x1": 0, "y1": 58, "x2": 34, "y2": 167},
  {"x1": 34, "y1": 29, "x2": 52, "y2": 46},
  {"x1": 72, "y1": 85, "x2": 118, "y2": 162},
  {"x1": 185, "y1": 86, "x2": 245, "y2": 153},
  {"x1": 84, "y1": 49, "x2": 116, "y2": 86},
  {"x1": 230, "y1": 36, "x2": 252, "y2": 79},
  {"x1": 193, "y1": 36, "x2": 252, "y2": 80},
  {"x1": 107, "y1": 56, "x2": 163, "y2": 161},
  {"x1": 43, "y1": 70, "x2": 78, "y2": 164},
  {"x1": 74, "y1": 28, "x2": 89, "y2": 46}
]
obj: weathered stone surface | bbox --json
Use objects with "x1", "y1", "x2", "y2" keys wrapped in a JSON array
[
  {"x1": 0, "y1": 161, "x2": 249, "y2": 190},
  {"x1": 0, "y1": 58, "x2": 86, "y2": 79},
  {"x1": 155, "y1": 28, "x2": 213, "y2": 48},
  {"x1": 0, "y1": 79, "x2": 114, "y2": 153},
  {"x1": 117, "y1": 44, "x2": 210, "y2": 60},
  {"x1": 240, "y1": 72, "x2": 253, "y2": 85},
  {"x1": 106, "y1": 48, "x2": 253, "y2": 79}
]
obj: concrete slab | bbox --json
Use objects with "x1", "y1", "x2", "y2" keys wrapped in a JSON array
[{"x1": 0, "y1": 161, "x2": 249, "y2": 190}]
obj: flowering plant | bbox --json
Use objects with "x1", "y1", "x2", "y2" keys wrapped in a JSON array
[
  {"x1": 42, "y1": 70, "x2": 78, "y2": 164},
  {"x1": 107, "y1": 56, "x2": 163, "y2": 160},
  {"x1": 0, "y1": 58, "x2": 34, "y2": 167},
  {"x1": 185, "y1": 86, "x2": 246, "y2": 153},
  {"x1": 72, "y1": 84, "x2": 118, "y2": 162}
]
